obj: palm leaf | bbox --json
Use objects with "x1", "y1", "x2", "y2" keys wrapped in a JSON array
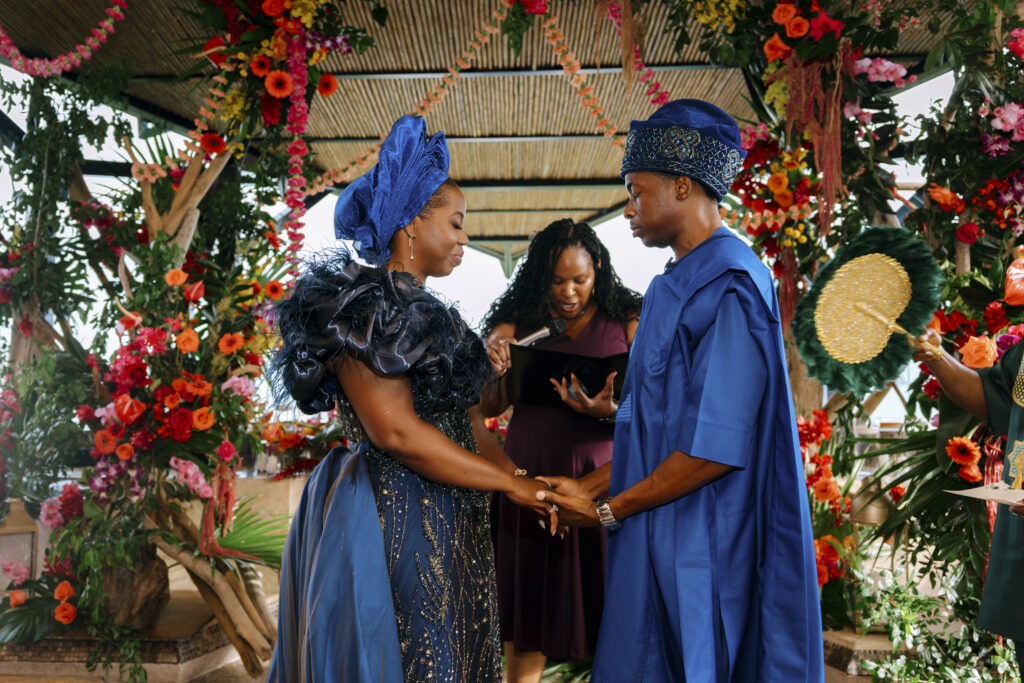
[{"x1": 215, "y1": 495, "x2": 291, "y2": 569}]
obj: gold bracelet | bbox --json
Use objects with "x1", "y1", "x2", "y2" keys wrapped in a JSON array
[{"x1": 512, "y1": 468, "x2": 527, "y2": 477}]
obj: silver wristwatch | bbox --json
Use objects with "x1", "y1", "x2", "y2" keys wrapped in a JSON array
[{"x1": 596, "y1": 498, "x2": 622, "y2": 531}]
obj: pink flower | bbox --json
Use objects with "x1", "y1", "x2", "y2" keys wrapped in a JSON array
[
  {"x1": 217, "y1": 440, "x2": 237, "y2": 462},
  {"x1": 981, "y1": 133, "x2": 1012, "y2": 157},
  {"x1": 1008, "y1": 28, "x2": 1024, "y2": 59},
  {"x1": 220, "y1": 375, "x2": 255, "y2": 398},
  {"x1": 1, "y1": 560, "x2": 30, "y2": 587},
  {"x1": 39, "y1": 497, "x2": 65, "y2": 530},
  {"x1": 842, "y1": 99, "x2": 873, "y2": 125},
  {"x1": 991, "y1": 103, "x2": 1023, "y2": 132}
]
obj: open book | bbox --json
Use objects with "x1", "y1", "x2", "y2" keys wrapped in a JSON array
[
  {"x1": 945, "y1": 482, "x2": 1024, "y2": 506},
  {"x1": 507, "y1": 344, "x2": 629, "y2": 412}
]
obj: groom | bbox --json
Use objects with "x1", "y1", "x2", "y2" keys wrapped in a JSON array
[{"x1": 538, "y1": 99, "x2": 825, "y2": 681}]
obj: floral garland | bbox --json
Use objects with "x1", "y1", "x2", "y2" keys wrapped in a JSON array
[
  {"x1": 306, "y1": 2, "x2": 512, "y2": 196},
  {"x1": 541, "y1": 15, "x2": 624, "y2": 148},
  {"x1": 0, "y1": 0, "x2": 127, "y2": 77}
]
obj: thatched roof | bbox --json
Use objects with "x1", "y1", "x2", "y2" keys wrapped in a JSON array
[{"x1": 0, "y1": 1, "x2": 943, "y2": 262}]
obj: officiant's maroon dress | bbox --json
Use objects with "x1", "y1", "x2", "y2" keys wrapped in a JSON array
[{"x1": 492, "y1": 309, "x2": 629, "y2": 660}]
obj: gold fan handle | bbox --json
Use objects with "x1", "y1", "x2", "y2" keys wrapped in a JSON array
[{"x1": 854, "y1": 303, "x2": 942, "y2": 361}]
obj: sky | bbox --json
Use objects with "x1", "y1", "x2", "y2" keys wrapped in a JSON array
[{"x1": 0, "y1": 64, "x2": 956, "y2": 423}]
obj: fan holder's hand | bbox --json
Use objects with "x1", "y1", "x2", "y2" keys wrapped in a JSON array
[{"x1": 854, "y1": 303, "x2": 942, "y2": 361}]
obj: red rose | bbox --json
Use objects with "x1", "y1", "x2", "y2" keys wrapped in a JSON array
[
  {"x1": 809, "y1": 11, "x2": 843, "y2": 41},
  {"x1": 168, "y1": 407, "x2": 194, "y2": 433},
  {"x1": 955, "y1": 221, "x2": 980, "y2": 244},
  {"x1": 519, "y1": 0, "x2": 547, "y2": 14},
  {"x1": 75, "y1": 405, "x2": 96, "y2": 422}
]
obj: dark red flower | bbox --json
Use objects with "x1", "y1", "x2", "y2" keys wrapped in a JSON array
[
  {"x1": 17, "y1": 316, "x2": 32, "y2": 338},
  {"x1": 889, "y1": 485, "x2": 906, "y2": 504},
  {"x1": 984, "y1": 300, "x2": 1009, "y2": 335},
  {"x1": 202, "y1": 36, "x2": 228, "y2": 68},
  {"x1": 200, "y1": 133, "x2": 227, "y2": 156},
  {"x1": 183, "y1": 280, "x2": 205, "y2": 302},
  {"x1": 923, "y1": 377, "x2": 941, "y2": 400},
  {"x1": 168, "y1": 407, "x2": 194, "y2": 433},
  {"x1": 259, "y1": 94, "x2": 282, "y2": 126},
  {"x1": 75, "y1": 405, "x2": 96, "y2": 422},
  {"x1": 520, "y1": 0, "x2": 547, "y2": 14},
  {"x1": 809, "y1": 11, "x2": 843, "y2": 41},
  {"x1": 59, "y1": 483, "x2": 84, "y2": 520},
  {"x1": 130, "y1": 429, "x2": 156, "y2": 452},
  {"x1": 955, "y1": 221, "x2": 980, "y2": 244}
]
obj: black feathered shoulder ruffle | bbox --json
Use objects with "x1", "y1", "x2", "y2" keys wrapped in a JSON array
[{"x1": 271, "y1": 249, "x2": 493, "y2": 415}]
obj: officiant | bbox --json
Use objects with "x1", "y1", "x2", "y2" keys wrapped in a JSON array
[
  {"x1": 478, "y1": 219, "x2": 641, "y2": 683},
  {"x1": 913, "y1": 327, "x2": 1024, "y2": 674}
]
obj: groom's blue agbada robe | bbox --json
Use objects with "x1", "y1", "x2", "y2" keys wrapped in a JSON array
[{"x1": 593, "y1": 228, "x2": 824, "y2": 682}]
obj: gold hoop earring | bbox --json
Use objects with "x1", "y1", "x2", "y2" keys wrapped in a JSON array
[{"x1": 408, "y1": 232, "x2": 415, "y2": 260}]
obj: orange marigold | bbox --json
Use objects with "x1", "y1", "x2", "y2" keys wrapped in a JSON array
[
  {"x1": 94, "y1": 429, "x2": 117, "y2": 455},
  {"x1": 945, "y1": 435, "x2": 981, "y2": 466},
  {"x1": 218, "y1": 332, "x2": 245, "y2": 354},
  {"x1": 192, "y1": 406, "x2": 216, "y2": 431},
  {"x1": 189, "y1": 380, "x2": 213, "y2": 396},
  {"x1": 176, "y1": 328, "x2": 200, "y2": 354},
  {"x1": 164, "y1": 393, "x2": 181, "y2": 409}
]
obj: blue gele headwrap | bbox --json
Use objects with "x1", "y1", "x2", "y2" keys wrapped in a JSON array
[
  {"x1": 334, "y1": 115, "x2": 449, "y2": 263},
  {"x1": 620, "y1": 99, "x2": 746, "y2": 202}
]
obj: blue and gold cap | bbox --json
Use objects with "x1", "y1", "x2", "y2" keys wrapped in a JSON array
[{"x1": 620, "y1": 99, "x2": 746, "y2": 202}]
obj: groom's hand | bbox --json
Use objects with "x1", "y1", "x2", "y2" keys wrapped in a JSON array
[
  {"x1": 536, "y1": 475, "x2": 592, "y2": 500},
  {"x1": 536, "y1": 489, "x2": 600, "y2": 527}
]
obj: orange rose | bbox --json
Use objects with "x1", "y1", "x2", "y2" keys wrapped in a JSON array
[
  {"x1": 192, "y1": 406, "x2": 216, "y2": 431},
  {"x1": 785, "y1": 16, "x2": 809, "y2": 38},
  {"x1": 773, "y1": 189, "x2": 795, "y2": 210},
  {"x1": 926, "y1": 313, "x2": 943, "y2": 332},
  {"x1": 164, "y1": 393, "x2": 181, "y2": 409},
  {"x1": 945, "y1": 435, "x2": 981, "y2": 466},
  {"x1": 958, "y1": 335, "x2": 997, "y2": 369},
  {"x1": 94, "y1": 429, "x2": 117, "y2": 455},
  {"x1": 766, "y1": 171, "x2": 790, "y2": 194},
  {"x1": 8, "y1": 589, "x2": 26, "y2": 606},
  {"x1": 115, "y1": 443, "x2": 134, "y2": 461},
  {"x1": 764, "y1": 32, "x2": 792, "y2": 62},
  {"x1": 812, "y1": 477, "x2": 841, "y2": 503},
  {"x1": 772, "y1": 3, "x2": 797, "y2": 24},
  {"x1": 175, "y1": 328, "x2": 200, "y2": 354},
  {"x1": 53, "y1": 580, "x2": 74, "y2": 603},
  {"x1": 54, "y1": 602, "x2": 77, "y2": 625},
  {"x1": 218, "y1": 332, "x2": 245, "y2": 355},
  {"x1": 164, "y1": 268, "x2": 188, "y2": 287}
]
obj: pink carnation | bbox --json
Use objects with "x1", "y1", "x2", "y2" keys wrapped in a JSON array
[
  {"x1": 1, "y1": 560, "x2": 30, "y2": 587},
  {"x1": 220, "y1": 375, "x2": 255, "y2": 398},
  {"x1": 991, "y1": 103, "x2": 1023, "y2": 132},
  {"x1": 39, "y1": 497, "x2": 65, "y2": 530}
]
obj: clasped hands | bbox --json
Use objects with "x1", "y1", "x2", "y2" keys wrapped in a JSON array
[{"x1": 505, "y1": 473, "x2": 602, "y2": 534}]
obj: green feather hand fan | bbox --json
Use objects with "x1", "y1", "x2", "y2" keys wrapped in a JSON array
[{"x1": 792, "y1": 227, "x2": 943, "y2": 395}]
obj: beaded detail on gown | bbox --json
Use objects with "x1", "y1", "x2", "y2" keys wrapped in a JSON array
[{"x1": 335, "y1": 397, "x2": 502, "y2": 682}]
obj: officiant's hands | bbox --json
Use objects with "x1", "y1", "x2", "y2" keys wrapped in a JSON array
[
  {"x1": 550, "y1": 371, "x2": 617, "y2": 419},
  {"x1": 1012, "y1": 505, "x2": 1024, "y2": 519}
]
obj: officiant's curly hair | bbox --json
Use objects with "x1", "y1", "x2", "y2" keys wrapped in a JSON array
[{"x1": 481, "y1": 219, "x2": 642, "y2": 335}]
